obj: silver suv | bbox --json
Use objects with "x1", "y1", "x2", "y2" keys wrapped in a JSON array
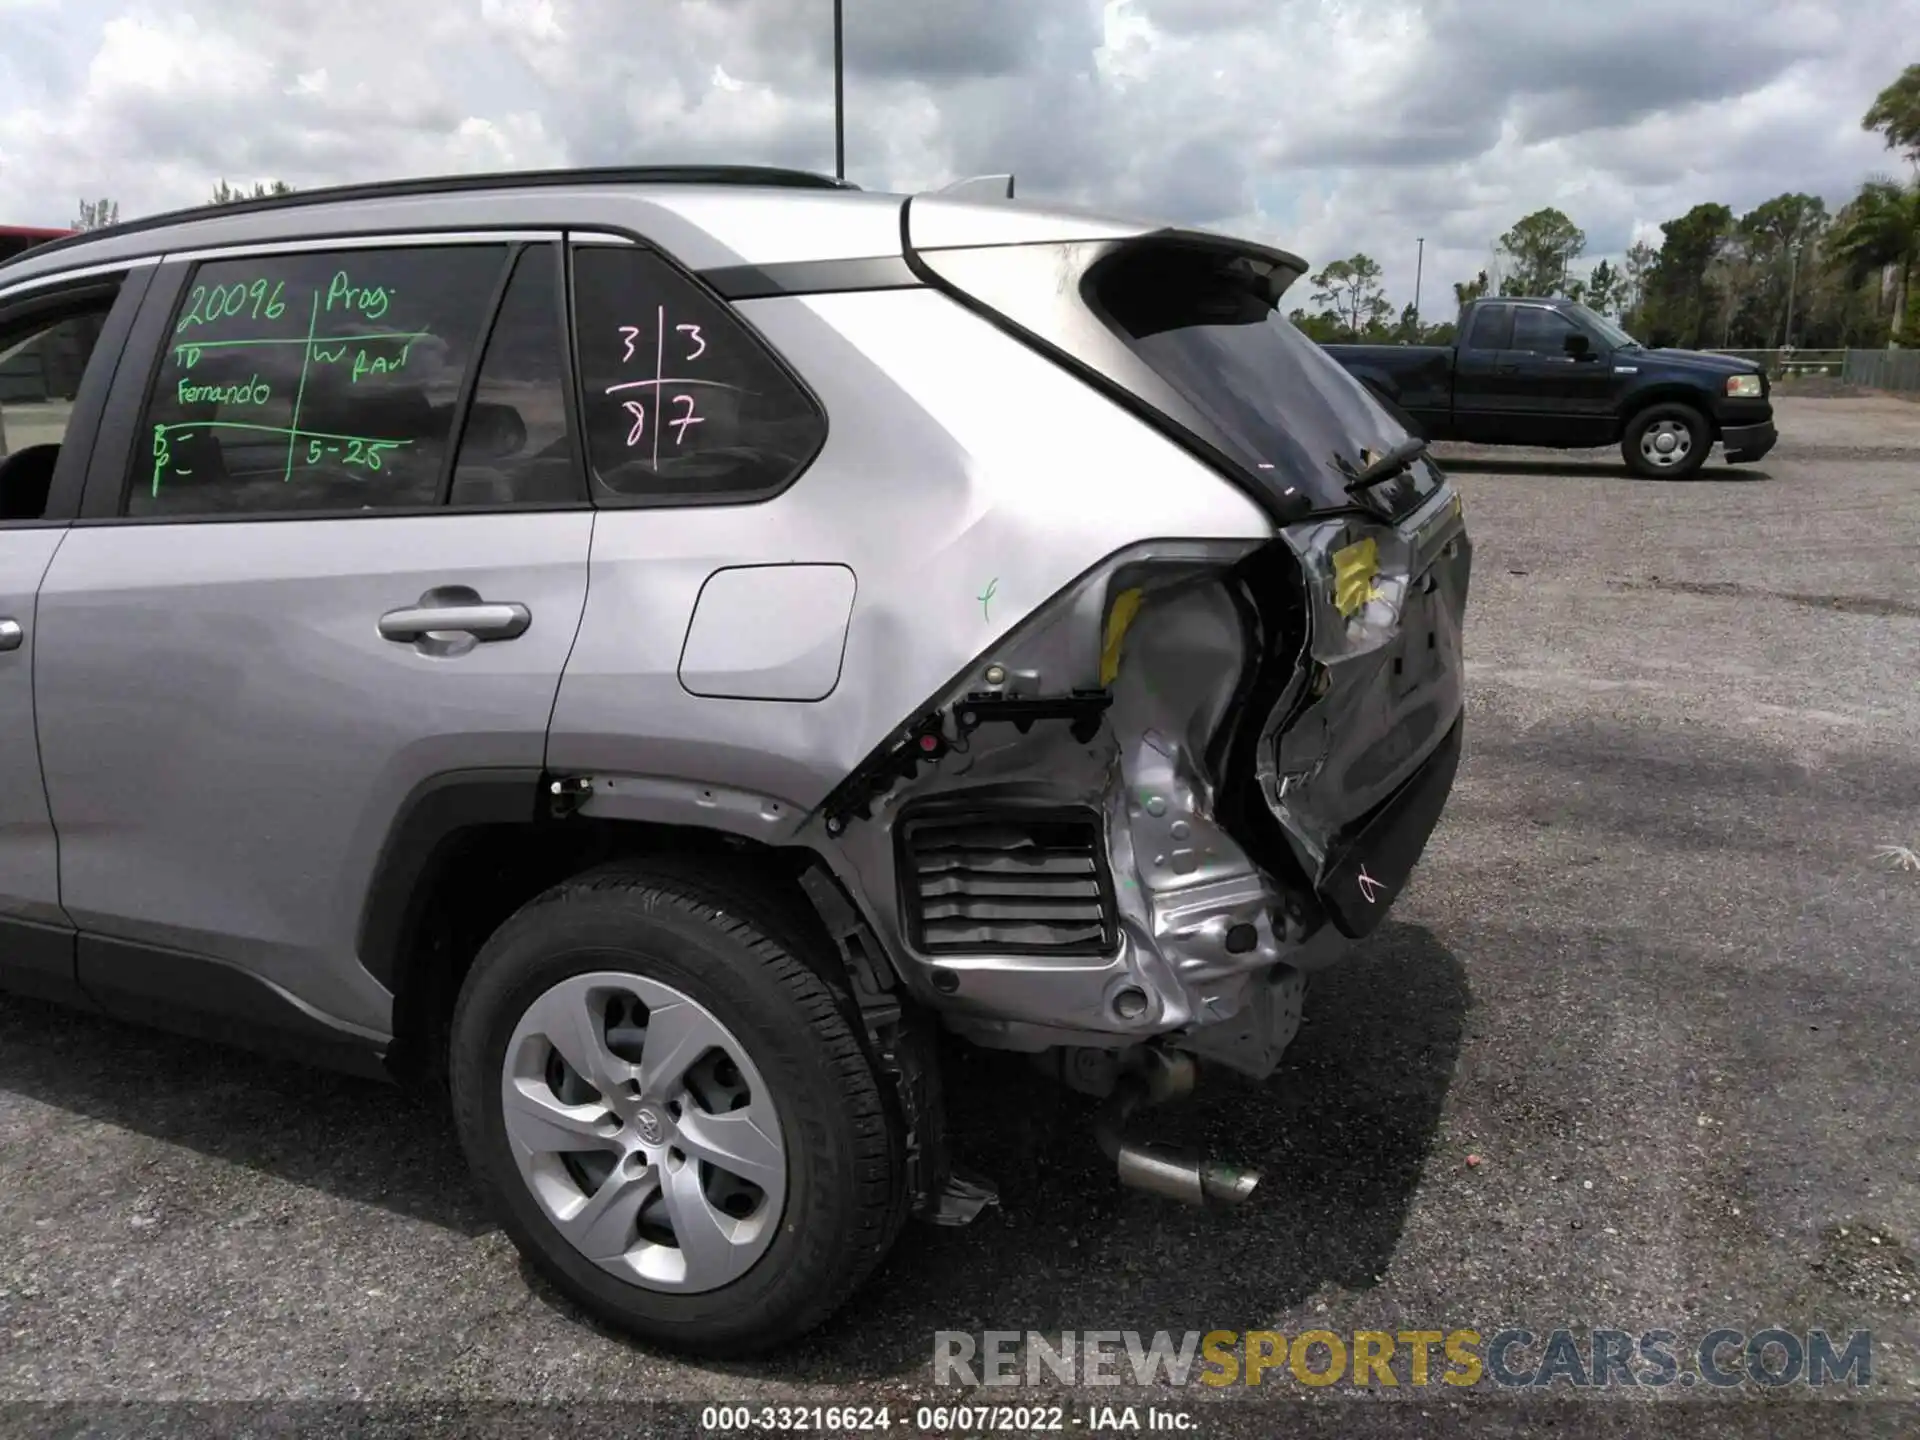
[{"x1": 0, "y1": 166, "x2": 1470, "y2": 1355}]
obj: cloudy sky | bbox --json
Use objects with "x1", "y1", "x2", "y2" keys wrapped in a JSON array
[{"x1": 1, "y1": 0, "x2": 1915, "y2": 307}]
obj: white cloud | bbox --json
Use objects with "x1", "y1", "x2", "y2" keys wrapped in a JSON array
[
  {"x1": 0, "y1": 0, "x2": 1913, "y2": 309},
  {"x1": 480, "y1": 0, "x2": 563, "y2": 44}
]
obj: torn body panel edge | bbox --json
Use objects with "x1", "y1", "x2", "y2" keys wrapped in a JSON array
[{"x1": 800, "y1": 481, "x2": 1470, "y2": 1080}]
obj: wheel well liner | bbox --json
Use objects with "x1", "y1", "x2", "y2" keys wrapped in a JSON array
[
  {"x1": 360, "y1": 769, "x2": 885, "y2": 1085},
  {"x1": 356, "y1": 768, "x2": 548, "y2": 995}
]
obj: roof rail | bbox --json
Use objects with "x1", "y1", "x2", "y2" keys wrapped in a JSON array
[
  {"x1": 3, "y1": 165, "x2": 859, "y2": 268},
  {"x1": 936, "y1": 174, "x2": 1016, "y2": 201}
]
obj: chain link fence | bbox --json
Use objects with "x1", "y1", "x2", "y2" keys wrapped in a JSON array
[{"x1": 1840, "y1": 349, "x2": 1920, "y2": 393}]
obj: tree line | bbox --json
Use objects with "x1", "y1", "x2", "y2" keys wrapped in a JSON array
[
  {"x1": 1294, "y1": 62, "x2": 1920, "y2": 351},
  {"x1": 68, "y1": 178, "x2": 296, "y2": 234}
]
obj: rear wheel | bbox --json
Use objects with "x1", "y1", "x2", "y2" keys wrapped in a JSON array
[
  {"x1": 1623, "y1": 403, "x2": 1709, "y2": 479},
  {"x1": 449, "y1": 860, "x2": 903, "y2": 1356}
]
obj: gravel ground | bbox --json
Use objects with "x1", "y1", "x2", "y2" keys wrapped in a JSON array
[{"x1": 1, "y1": 395, "x2": 1917, "y2": 1436}]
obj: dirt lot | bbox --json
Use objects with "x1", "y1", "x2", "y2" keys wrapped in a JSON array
[{"x1": 1, "y1": 395, "x2": 1916, "y2": 1436}]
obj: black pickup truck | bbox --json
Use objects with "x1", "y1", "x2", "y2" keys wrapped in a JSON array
[{"x1": 1325, "y1": 296, "x2": 1777, "y2": 479}]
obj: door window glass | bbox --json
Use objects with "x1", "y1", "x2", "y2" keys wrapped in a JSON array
[
  {"x1": 1509, "y1": 307, "x2": 1580, "y2": 355},
  {"x1": 131, "y1": 245, "x2": 509, "y2": 517}
]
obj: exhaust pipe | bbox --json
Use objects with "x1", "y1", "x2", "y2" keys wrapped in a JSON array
[
  {"x1": 1112, "y1": 1146, "x2": 1262, "y2": 1207},
  {"x1": 1093, "y1": 1050, "x2": 1262, "y2": 1208}
]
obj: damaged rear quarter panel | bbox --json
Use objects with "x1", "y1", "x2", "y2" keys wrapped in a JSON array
[
  {"x1": 544, "y1": 285, "x2": 1273, "y2": 821},
  {"x1": 778, "y1": 224, "x2": 1474, "y2": 1052},
  {"x1": 817, "y1": 543, "x2": 1284, "y2": 1047},
  {"x1": 544, "y1": 218, "x2": 1473, "y2": 1062},
  {"x1": 818, "y1": 478, "x2": 1470, "y2": 1052}
]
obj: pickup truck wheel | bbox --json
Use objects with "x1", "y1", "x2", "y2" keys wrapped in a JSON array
[
  {"x1": 448, "y1": 861, "x2": 903, "y2": 1356},
  {"x1": 1623, "y1": 403, "x2": 1709, "y2": 479}
]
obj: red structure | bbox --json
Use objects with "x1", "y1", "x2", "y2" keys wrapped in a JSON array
[{"x1": 0, "y1": 225, "x2": 75, "y2": 264}]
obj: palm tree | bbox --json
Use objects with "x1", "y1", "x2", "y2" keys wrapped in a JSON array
[{"x1": 1827, "y1": 178, "x2": 1920, "y2": 346}]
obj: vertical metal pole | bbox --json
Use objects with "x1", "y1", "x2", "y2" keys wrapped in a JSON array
[
  {"x1": 1783, "y1": 241, "x2": 1800, "y2": 349},
  {"x1": 833, "y1": 0, "x2": 846, "y2": 182},
  {"x1": 1413, "y1": 238, "x2": 1424, "y2": 332}
]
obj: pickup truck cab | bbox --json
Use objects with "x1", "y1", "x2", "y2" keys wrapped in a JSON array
[{"x1": 1326, "y1": 296, "x2": 1777, "y2": 479}]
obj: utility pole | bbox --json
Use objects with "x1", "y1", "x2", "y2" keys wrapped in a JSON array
[
  {"x1": 1413, "y1": 237, "x2": 1424, "y2": 332},
  {"x1": 833, "y1": 0, "x2": 846, "y2": 182}
]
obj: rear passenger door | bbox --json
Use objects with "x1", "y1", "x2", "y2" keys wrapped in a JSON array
[{"x1": 33, "y1": 234, "x2": 593, "y2": 1046}]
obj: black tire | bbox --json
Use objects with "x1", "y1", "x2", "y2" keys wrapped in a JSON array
[
  {"x1": 449, "y1": 859, "x2": 903, "y2": 1356},
  {"x1": 1622, "y1": 402, "x2": 1710, "y2": 479}
]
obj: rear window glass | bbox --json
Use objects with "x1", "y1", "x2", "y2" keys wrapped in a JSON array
[{"x1": 1087, "y1": 243, "x2": 1444, "y2": 520}]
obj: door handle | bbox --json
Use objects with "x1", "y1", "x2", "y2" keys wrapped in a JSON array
[
  {"x1": 1495, "y1": 363, "x2": 1521, "y2": 374},
  {"x1": 379, "y1": 603, "x2": 530, "y2": 641},
  {"x1": 0, "y1": 618, "x2": 20, "y2": 652},
  {"x1": 379, "y1": 586, "x2": 531, "y2": 646}
]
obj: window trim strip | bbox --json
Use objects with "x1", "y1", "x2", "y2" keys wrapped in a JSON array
[
  {"x1": 160, "y1": 230, "x2": 567, "y2": 264},
  {"x1": 435, "y1": 243, "x2": 525, "y2": 506},
  {"x1": 700, "y1": 255, "x2": 921, "y2": 300},
  {"x1": 0, "y1": 254, "x2": 163, "y2": 305}
]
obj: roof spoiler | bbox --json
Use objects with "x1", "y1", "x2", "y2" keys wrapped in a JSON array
[
  {"x1": 902, "y1": 190, "x2": 1307, "y2": 303},
  {"x1": 1129, "y1": 229, "x2": 1312, "y2": 304},
  {"x1": 935, "y1": 174, "x2": 1016, "y2": 201}
]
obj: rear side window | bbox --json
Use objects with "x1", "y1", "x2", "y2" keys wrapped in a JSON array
[
  {"x1": 132, "y1": 245, "x2": 509, "y2": 517},
  {"x1": 1463, "y1": 305, "x2": 1513, "y2": 351},
  {"x1": 570, "y1": 245, "x2": 825, "y2": 504}
]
